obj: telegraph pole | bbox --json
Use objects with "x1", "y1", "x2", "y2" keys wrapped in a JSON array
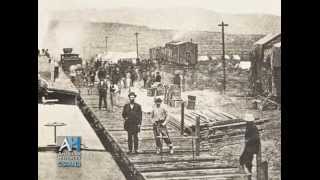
[
  {"x1": 134, "y1": 32, "x2": 139, "y2": 59},
  {"x1": 218, "y1": 21, "x2": 228, "y2": 94},
  {"x1": 105, "y1": 36, "x2": 108, "y2": 54}
]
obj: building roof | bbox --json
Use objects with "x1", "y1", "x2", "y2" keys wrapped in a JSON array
[
  {"x1": 166, "y1": 41, "x2": 192, "y2": 46},
  {"x1": 254, "y1": 32, "x2": 281, "y2": 45}
]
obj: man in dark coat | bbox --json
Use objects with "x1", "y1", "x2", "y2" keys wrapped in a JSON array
[
  {"x1": 155, "y1": 72, "x2": 161, "y2": 83},
  {"x1": 112, "y1": 68, "x2": 121, "y2": 85},
  {"x1": 173, "y1": 73, "x2": 181, "y2": 87},
  {"x1": 97, "y1": 79, "x2": 108, "y2": 110},
  {"x1": 240, "y1": 113, "x2": 261, "y2": 178},
  {"x1": 97, "y1": 67, "x2": 106, "y2": 81},
  {"x1": 122, "y1": 92, "x2": 142, "y2": 154}
]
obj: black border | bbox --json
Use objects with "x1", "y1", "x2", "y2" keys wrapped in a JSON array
[{"x1": 1, "y1": 0, "x2": 38, "y2": 179}]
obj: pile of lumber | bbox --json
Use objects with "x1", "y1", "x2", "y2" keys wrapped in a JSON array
[{"x1": 168, "y1": 109, "x2": 241, "y2": 134}]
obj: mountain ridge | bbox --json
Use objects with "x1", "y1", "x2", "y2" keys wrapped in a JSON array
[{"x1": 49, "y1": 7, "x2": 281, "y2": 35}]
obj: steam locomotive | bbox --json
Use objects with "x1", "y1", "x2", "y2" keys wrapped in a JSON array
[{"x1": 60, "y1": 48, "x2": 82, "y2": 73}]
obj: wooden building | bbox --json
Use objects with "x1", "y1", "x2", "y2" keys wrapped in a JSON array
[
  {"x1": 149, "y1": 41, "x2": 198, "y2": 66},
  {"x1": 165, "y1": 41, "x2": 198, "y2": 66},
  {"x1": 249, "y1": 33, "x2": 281, "y2": 101},
  {"x1": 149, "y1": 46, "x2": 166, "y2": 64}
]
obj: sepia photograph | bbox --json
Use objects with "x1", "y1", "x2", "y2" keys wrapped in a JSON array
[{"x1": 38, "y1": 0, "x2": 281, "y2": 179}]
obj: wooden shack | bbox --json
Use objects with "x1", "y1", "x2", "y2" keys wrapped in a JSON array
[
  {"x1": 149, "y1": 46, "x2": 166, "y2": 64},
  {"x1": 249, "y1": 33, "x2": 281, "y2": 101},
  {"x1": 165, "y1": 41, "x2": 198, "y2": 66}
]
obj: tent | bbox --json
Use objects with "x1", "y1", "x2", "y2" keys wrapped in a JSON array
[
  {"x1": 232, "y1": 55, "x2": 241, "y2": 61},
  {"x1": 239, "y1": 61, "x2": 251, "y2": 70},
  {"x1": 100, "y1": 52, "x2": 138, "y2": 64},
  {"x1": 211, "y1": 56, "x2": 217, "y2": 60},
  {"x1": 198, "y1": 55, "x2": 210, "y2": 61}
]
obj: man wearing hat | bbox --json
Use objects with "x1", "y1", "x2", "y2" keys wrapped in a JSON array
[
  {"x1": 97, "y1": 78, "x2": 108, "y2": 110},
  {"x1": 122, "y1": 92, "x2": 142, "y2": 154},
  {"x1": 151, "y1": 97, "x2": 174, "y2": 154},
  {"x1": 240, "y1": 113, "x2": 261, "y2": 178}
]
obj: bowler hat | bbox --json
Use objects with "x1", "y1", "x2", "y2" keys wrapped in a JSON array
[{"x1": 128, "y1": 92, "x2": 137, "y2": 97}]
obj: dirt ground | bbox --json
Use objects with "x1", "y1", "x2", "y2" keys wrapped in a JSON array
[
  {"x1": 187, "y1": 70, "x2": 281, "y2": 180},
  {"x1": 146, "y1": 68, "x2": 281, "y2": 180}
]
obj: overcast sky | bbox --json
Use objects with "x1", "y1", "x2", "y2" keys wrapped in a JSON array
[{"x1": 39, "y1": 0, "x2": 281, "y2": 16}]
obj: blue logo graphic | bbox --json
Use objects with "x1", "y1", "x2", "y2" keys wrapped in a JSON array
[
  {"x1": 57, "y1": 136, "x2": 81, "y2": 167},
  {"x1": 58, "y1": 136, "x2": 81, "y2": 152}
]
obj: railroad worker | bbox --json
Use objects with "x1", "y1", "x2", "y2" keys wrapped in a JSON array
[
  {"x1": 151, "y1": 98, "x2": 174, "y2": 154},
  {"x1": 125, "y1": 71, "x2": 131, "y2": 89},
  {"x1": 97, "y1": 67, "x2": 107, "y2": 81},
  {"x1": 155, "y1": 72, "x2": 161, "y2": 83},
  {"x1": 97, "y1": 79, "x2": 108, "y2": 110},
  {"x1": 112, "y1": 67, "x2": 121, "y2": 86},
  {"x1": 142, "y1": 70, "x2": 148, "y2": 88},
  {"x1": 239, "y1": 113, "x2": 261, "y2": 178},
  {"x1": 130, "y1": 67, "x2": 136, "y2": 87},
  {"x1": 122, "y1": 92, "x2": 142, "y2": 154},
  {"x1": 109, "y1": 81, "x2": 119, "y2": 111},
  {"x1": 54, "y1": 60, "x2": 59, "y2": 81},
  {"x1": 173, "y1": 73, "x2": 181, "y2": 87}
]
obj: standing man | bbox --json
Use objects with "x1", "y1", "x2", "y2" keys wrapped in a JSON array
[
  {"x1": 109, "y1": 81, "x2": 119, "y2": 111},
  {"x1": 142, "y1": 70, "x2": 148, "y2": 88},
  {"x1": 155, "y1": 72, "x2": 161, "y2": 83},
  {"x1": 97, "y1": 79, "x2": 108, "y2": 110},
  {"x1": 97, "y1": 67, "x2": 107, "y2": 81},
  {"x1": 173, "y1": 73, "x2": 181, "y2": 87},
  {"x1": 239, "y1": 113, "x2": 261, "y2": 179},
  {"x1": 54, "y1": 60, "x2": 59, "y2": 81},
  {"x1": 122, "y1": 92, "x2": 142, "y2": 154},
  {"x1": 151, "y1": 98, "x2": 174, "y2": 154}
]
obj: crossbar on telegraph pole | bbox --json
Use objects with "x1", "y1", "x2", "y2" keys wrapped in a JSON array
[{"x1": 218, "y1": 21, "x2": 228, "y2": 94}]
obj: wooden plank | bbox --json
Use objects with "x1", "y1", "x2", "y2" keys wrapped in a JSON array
[
  {"x1": 129, "y1": 152, "x2": 215, "y2": 164},
  {"x1": 80, "y1": 88, "x2": 251, "y2": 180},
  {"x1": 144, "y1": 173, "x2": 248, "y2": 180},
  {"x1": 135, "y1": 161, "x2": 233, "y2": 173},
  {"x1": 141, "y1": 168, "x2": 245, "y2": 179}
]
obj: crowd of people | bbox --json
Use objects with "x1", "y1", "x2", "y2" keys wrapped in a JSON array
[{"x1": 39, "y1": 53, "x2": 261, "y2": 175}]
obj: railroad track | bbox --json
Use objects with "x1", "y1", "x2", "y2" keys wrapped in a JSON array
[{"x1": 77, "y1": 87, "x2": 250, "y2": 180}]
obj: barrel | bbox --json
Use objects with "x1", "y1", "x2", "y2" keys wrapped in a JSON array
[{"x1": 187, "y1": 95, "x2": 196, "y2": 110}]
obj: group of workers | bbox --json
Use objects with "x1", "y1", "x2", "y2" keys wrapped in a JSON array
[{"x1": 39, "y1": 52, "x2": 261, "y2": 177}]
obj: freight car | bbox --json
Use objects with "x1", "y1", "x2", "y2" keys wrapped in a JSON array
[{"x1": 149, "y1": 41, "x2": 198, "y2": 66}]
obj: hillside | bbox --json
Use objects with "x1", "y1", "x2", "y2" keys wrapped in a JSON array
[
  {"x1": 50, "y1": 7, "x2": 280, "y2": 35},
  {"x1": 44, "y1": 20, "x2": 263, "y2": 59}
]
